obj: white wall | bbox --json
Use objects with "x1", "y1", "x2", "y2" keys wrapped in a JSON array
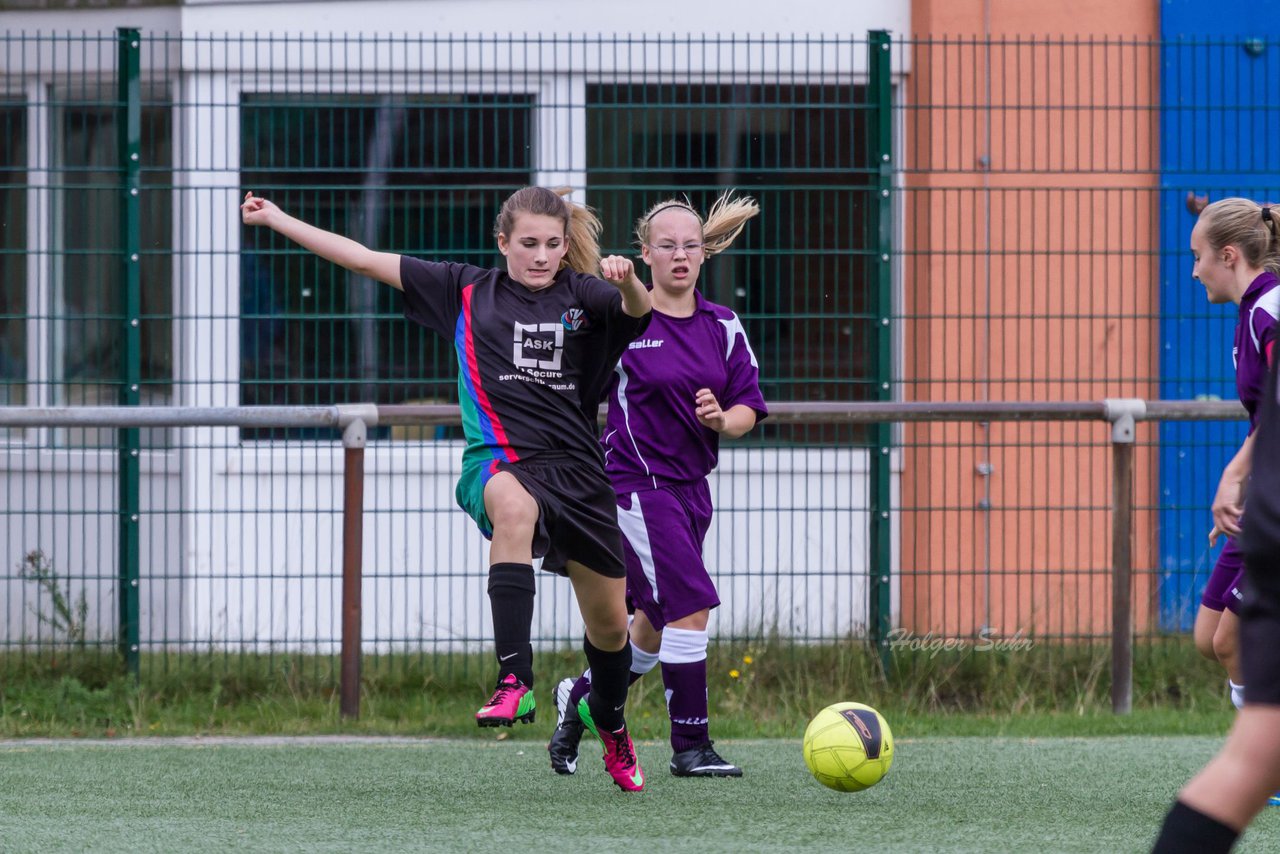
[
  {"x1": 0, "y1": 444, "x2": 896, "y2": 651},
  {"x1": 190, "y1": 444, "x2": 893, "y2": 651},
  {"x1": 0, "y1": 1, "x2": 911, "y2": 79},
  {"x1": 1, "y1": 449, "x2": 184, "y2": 648},
  {"x1": 0, "y1": 0, "x2": 908, "y2": 40}
]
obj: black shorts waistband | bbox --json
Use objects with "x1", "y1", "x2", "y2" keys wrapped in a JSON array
[{"x1": 513, "y1": 450, "x2": 602, "y2": 467}]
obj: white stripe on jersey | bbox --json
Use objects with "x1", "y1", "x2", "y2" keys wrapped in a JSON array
[
  {"x1": 613, "y1": 363, "x2": 657, "y2": 488},
  {"x1": 616, "y1": 491, "x2": 660, "y2": 604},
  {"x1": 718, "y1": 313, "x2": 759, "y2": 367},
  {"x1": 602, "y1": 428, "x2": 616, "y2": 466},
  {"x1": 1249, "y1": 287, "x2": 1280, "y2": 355}
]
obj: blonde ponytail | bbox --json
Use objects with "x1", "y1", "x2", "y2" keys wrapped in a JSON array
[
  {"x1": 701, "y1": 191, "x2": 760, "y2": 257},
  {"x1": 1263, "y1": 204, "x2": 1280, "y2": 275}
]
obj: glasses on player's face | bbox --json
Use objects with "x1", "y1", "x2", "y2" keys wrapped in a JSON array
[{"x1": 648, "y1": 242, "x2": 705, "y2": 257}]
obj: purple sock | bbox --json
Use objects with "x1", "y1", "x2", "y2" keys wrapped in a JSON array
[
  {"x1": 662, "y1": 658, "x2": 710, "y2": 752},
  {"x1": 569, "y1": 667, "x2": 644, "y2": 710},
  {"x1": 568, "y1": 672, "x2": 591, "y2": 710}
]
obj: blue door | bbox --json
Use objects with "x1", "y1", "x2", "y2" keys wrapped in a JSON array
[{"x1": 1159, "y1": 2, "x2": 1280, "y2": 629}]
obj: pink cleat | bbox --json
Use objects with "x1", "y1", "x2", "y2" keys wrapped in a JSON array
[
  {"x1": 475, "y1": 673, "x2": 536, "y2": 727},
  {"x1": 577, "y1": 696, "x2": 645, "y2": 792}
]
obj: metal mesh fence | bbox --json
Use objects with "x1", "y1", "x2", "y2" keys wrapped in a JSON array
[{"x1": 1, "y1": 31, "x2": 1274, "y2": 680}]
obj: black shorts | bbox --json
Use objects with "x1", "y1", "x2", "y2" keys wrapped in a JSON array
[
  {"x1": 498, "y1": 453, "x2": 627, "y2": 579},
  {"x1": 1237, "y1": 356, "x2": 1280, "y2": 704},
  {"x1": 1241, "y1": 557, "x2": 1280, "y2": 706},
  {"x1": 1240, "y1": 450, "x2": 1280, "y2": 705}
]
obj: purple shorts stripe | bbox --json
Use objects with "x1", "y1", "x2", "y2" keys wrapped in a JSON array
[{"x1": 616, "y1": 481, "x2": 719, "y2": 630}]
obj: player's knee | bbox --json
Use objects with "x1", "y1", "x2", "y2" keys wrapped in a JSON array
[
  {"x1": 1213, "y1": 624, "x2": 1239, "y2": 664},
  {"x1": 587, "y1": 616, "x2": 629, "y2": 651},
  {"x1": 1193, "y1": 613, "x2": 1220, "y2": 661},
  {"x1": 485, "y1": 485, "x2": 538, "y2": 538},
  {"x1": 629, "y1": 617, "x2": 661, "y2": 653}
]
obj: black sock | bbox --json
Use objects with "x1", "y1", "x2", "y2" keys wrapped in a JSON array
[
  {"x1": 583, "y1": 635, "x2": 632, "y2": 733},
  {"x1": 1151, "y1": 800, "x2": 1239, "y2": 854},
  {"x1": 487, "y1": 563, "x2": 536, "y2": 687}
]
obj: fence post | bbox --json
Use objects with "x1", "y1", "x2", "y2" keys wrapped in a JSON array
[
  {"x1": 338, "y1": 405, "x2": 377, "y2": 719},
  {"x1": 1105, "y1": 399, "x2": 1143, "y2": 714},
  {"x1": 868, "y1": 30, "x2": 894, "y2": 671},
  {"x1": 117, "y1": 28, "x2": 142, "y2": 675}
]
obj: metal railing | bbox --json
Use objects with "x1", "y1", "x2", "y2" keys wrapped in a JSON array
[{"x1": 0, "y1": 399, "x2": 1246, "y2": 716}]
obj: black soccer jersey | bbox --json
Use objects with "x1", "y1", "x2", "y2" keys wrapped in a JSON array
[{"x1": 400, "y1": 257, "x2": 650, "y2": 470}]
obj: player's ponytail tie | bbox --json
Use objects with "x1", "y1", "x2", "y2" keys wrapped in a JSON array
[{"x1": 1263, "y1": 204, "x2": 1275, "y2": 234}]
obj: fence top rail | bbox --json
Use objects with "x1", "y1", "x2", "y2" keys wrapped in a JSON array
[
  {"x1": 0, "y1": 400, "x2": 1249, "y2": 429},
  {"x1": 0, "y1": 406, "x2": 343, "y2": 428}
]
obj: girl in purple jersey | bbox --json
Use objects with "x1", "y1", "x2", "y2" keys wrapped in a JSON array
[
  {"x1": 1191, "y1": 198, "x2": 1280, "y2": 716},
  {"x1": 1151, "y1": 202, "x2": 1280, "y2": 853},
  {"x1": 242, "y1": 186, "x2": 652, "y2": 791},
  {"x1": 548, "y1": 192, "x2": 768, "y2": 779}
]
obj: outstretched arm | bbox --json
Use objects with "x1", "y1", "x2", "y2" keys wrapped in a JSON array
[{"x1": 240, "y1": 191, "x2": 404, "y2": 291}]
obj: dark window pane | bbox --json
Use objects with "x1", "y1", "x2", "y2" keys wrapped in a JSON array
[
  {"x1": 0, "y1": 102, "x2": 26, "y2": 408},
  {"x1": 56, "y1": 99, "x2": 173, "y2": 445},
  {"x1": 239, "y1": 94, "x2": 533, "y2": 440},
  {"x1": 587, "y1": 83, "x2": 875, "y2": 444}
]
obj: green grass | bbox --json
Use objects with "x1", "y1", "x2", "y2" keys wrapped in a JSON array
[
  {"x1": 0, "y1": 735, "x2": 1275, "y2": 853},
  {"x1": 0, "y1": 638, "x2": 1258, "y2": 851},
  {"x1": 0, "y1": 636, "x2": 1239, "y2": 739}
]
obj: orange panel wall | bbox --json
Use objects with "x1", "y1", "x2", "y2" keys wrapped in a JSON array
[{"x1": 900, "y1": 0, "x2": 1160, "y2": 638}]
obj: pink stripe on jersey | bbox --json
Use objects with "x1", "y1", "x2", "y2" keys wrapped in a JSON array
[{"x1": 461, "y1": 284, "x2": 516, "y2": 460}]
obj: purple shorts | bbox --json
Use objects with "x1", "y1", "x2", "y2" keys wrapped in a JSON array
[
  {"x1": 1201, "y1": 537, "x2": 1246, "y2": 614},
  {"x1": 615, "y1": 480, "x2": 719, "y2": 630}
]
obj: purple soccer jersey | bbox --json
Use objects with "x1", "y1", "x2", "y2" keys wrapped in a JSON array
[
  {"x1": 602, "y1": 292, "x2": 769, "y2": 492},
  {"x1": 1203, "y1": 271, "x2": 1280, "y2": 611},
  {"x1": 1234, "y1": 271, "x2": 1280, "y2": 430}
]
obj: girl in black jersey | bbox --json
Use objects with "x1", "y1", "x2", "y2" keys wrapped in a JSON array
[{"x1": 242, "y1": 186, "x2": 651, "y2": 791}]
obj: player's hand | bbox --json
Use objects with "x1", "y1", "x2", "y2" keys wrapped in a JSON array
[
  {"x1": 600, "y1": 255, "x2": 638, "y2": 288},
  {"x1": 241, "y1": 191, "x2": 279, "y2": 227},
  {"x1": 1211, "y1": 472, "x2": 1245, "y2": 542},
  {"x1": 695, "y1": 388, "x2": 727, "y2": 432}
]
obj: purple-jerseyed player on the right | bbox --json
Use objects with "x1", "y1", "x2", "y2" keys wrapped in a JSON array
[
  {"x1": 1191, "y1": 197, "x2": 1280, "y2": 720},
  {"x1": 548, "y1": 191, "x2": 768, "y2": 778},
  {"x1": 1151, "y1": 198, "x2": 1280, "y2": 853}
]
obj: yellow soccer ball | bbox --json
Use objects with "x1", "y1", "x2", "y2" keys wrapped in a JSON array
[{"x1": 802, "y1": 702, "x2": 895, "y2": 792}]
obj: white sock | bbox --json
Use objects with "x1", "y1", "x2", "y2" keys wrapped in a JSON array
[
  {"x1": 659, "y1": 626, "x2": 709, "y2": 664},
  {"x1": 631, "y1": 640, "x2": 659, "y2": 676},
  {"x1": 1230, "y1": 680, "x2": 1246, "y2": 710}
]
